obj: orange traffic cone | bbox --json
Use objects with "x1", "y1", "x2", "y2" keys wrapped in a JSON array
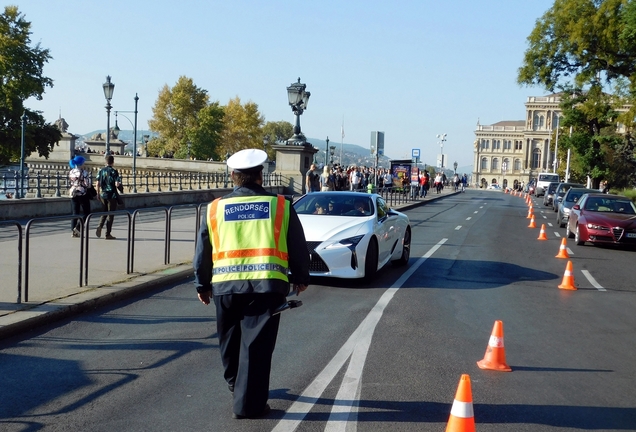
[
  {"x1": 537, "y1": 224, "x2": 548, "y2": 240},
  {"x1": 446, "y1": 374, "x2": 476, "y2": 432},
  {"x1": 555, "y1": 238, "x2": 570, "y2": 259},
  {"x1": 477, "y1": 320, "x2": 511, "y2": 372},
  {"x1": 558, "y1": 261, "x2": 577, "y2": 290},
  {"x1": 528, "y1": 216, "x2": 536, "y2": 228},
  {"x1": 526, "y1": 207, "x2": 534, "y2": 219}
]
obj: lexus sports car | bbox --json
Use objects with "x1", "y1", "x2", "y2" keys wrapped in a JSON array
[
  {"x1": 567, "y1": 193, "x2": 636, "y2": 247},
  {"x1": 293, "y1": 192, "x2": 411, "y2": 279}
]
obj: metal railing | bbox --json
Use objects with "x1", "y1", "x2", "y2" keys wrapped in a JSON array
[{"x1": 1, "y1": 169, "x2": 284, "y2": 198}]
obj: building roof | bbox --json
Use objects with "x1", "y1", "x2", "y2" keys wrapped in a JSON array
[{"x1": 490, "y1": 121, "x2": 525, "y2": 127}]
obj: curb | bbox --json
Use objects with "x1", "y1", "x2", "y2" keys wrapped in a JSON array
[{"x1": 0, "y1": 265, "x2": 193, "y2": 341}]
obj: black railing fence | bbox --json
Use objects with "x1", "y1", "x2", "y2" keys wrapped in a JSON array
[{"x1": 1, "y1": 168, "x2": 284, "y2": 198}]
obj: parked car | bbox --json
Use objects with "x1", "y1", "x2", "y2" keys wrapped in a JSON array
[
  {"x1": 556, "y1": 188, "x2": 598, "y2": 228},
  {"x1": 535, "y1": 172, "x2": 560, "y2": 197},
  {"x1": 552, "y1": 182, "x2": 586, "y2": 212},
  {"x1": 487, "y1": 184, "x2": 502, "y2": 190},
  {"x1": 542, "y1": 182, "x2": 560, "y2": 206},
  {"x1": 567, "y1": 193, "x2": 636, "y2": 246},
  {"x1": 293, "y1": 192, "x2": 411, "y2": 280}
]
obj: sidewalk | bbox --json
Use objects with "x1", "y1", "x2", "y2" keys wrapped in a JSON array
[{"x1": 0, "y1": 187, "x2": 460, "y2": 340}]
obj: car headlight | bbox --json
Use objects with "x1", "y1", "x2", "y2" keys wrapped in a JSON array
[
  {"x1": 586, "y1": 223, "x2": 609, "y2": 231},
  {"x1": 325, "y1": 235, "x2": 365, "y2": 251}
]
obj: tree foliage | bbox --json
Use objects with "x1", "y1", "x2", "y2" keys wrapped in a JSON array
[
  {"x1": 219, "y1": 97, "x2": 265, "y2": 156},
  {"x1": 0, "y1": 6, "x2": 61, "y2": 165},
  {"x1": 262, "y1": 120, "x2": 294, "y2": 159},
  {"x1": 519, "y1": 0, "x2": 636, "y2": 188},
  {"x1": 147, "y1": 76, "x2": 223, "y2": 159}
]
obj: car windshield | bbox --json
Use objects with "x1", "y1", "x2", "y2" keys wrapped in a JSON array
[
  {"x1": 583, "y1": 197, "x2": 636, "y2": 214},
  {"x1": 294, "y1": 194, "x2": 373, "y2": 216}
]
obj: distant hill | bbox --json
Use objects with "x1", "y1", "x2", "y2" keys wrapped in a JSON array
[{"x1": 79, "y1": 130, "x2": 465, "y2": 170}]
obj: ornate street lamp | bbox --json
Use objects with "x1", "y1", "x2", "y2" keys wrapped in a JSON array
[
  {"x1": 330, "y1": 145, "x2": 336, "y2": 164},
  {"x1": 453, "y1": 161, "x2": 458, "y2": 174},
  {"x1": 325, "y1": 136, "x2": 329, "y2": 165},
  {"x1": 143, "y1": 134, "x2": 150, "y2": 157},
  {"x1": 224, "y1": 151, "x2": 231, "y2": 187},
  {"x1": 286, "y1": 78, "x2": 311, "y2": 145},
  {"x1": 103, "y1": 76, "x2": 115, "y2": 155}
]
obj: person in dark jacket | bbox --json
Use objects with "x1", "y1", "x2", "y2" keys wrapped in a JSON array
[{"x1": 193, "y1": 149, "x2": 310, "y2": 420}]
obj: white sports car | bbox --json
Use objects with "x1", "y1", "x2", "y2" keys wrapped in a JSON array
[{"x1": 293, "y1": 192, "x2": 412, "y2": 279}]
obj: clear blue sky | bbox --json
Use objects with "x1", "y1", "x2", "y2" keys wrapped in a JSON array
[{"x1": 16, "y1": 0, "x2": 554, "y2": 168}]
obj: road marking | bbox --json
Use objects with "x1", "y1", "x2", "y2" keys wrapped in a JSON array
[
  {"x1": 581, "y1": 270, "x2": 606, "y2": 291},
  {"x1": 466, "y1": 217, "x2": 472, "y2": 221},
  {"x1": 474, "y1": 211, "x2": 478, "y2": 214},
  {"x1": 554, "y1": 232, "x2": 561, "y2": 237},
  {"x1": 567, "y1": 247, "x2": 574, "y2": 255},
  {"x1": 548, "y1": 223, "x2": 553, "y2": 227},
  {"x1": 455, "y1": 226, "x2": 462, "y2": 230},
  {"x1": 272, "y1": 239, "x2": 448, "y2": 432},
  {"x1": 479, "y1": 206, "x2": 484, "y2": 209}
]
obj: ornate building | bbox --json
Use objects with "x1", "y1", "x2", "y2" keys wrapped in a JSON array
[{"x1": 473, "y1": 94, "x2": 562, "y2": 189}]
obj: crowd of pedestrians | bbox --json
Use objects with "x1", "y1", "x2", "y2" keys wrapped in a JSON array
[{"x1": 304, "y1": 163, "x2": 469, "y2": 196}]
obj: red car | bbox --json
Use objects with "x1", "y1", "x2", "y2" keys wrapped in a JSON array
[{"x1": 567, "y1": 193, "x2": 636, "y2": 247}]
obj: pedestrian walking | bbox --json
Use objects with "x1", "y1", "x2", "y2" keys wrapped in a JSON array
[
  {"x1": 68, "y1": 155, "x2": 92, "y2": 238},
  {"x1": 95, "y1": 154, "x2": 122, "y2": 240},
  {"x1": 305, "y1": 163, "x2": 320, "y2": 193},
  {"x1": 320, "y1": 165, "x2": 335, "y2": 191},
  {"x1": 193, "y1": 149, "x2": 310, "y2": 420}
]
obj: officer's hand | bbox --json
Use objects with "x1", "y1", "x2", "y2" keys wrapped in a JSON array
[
  {"x1": 294, "y1": 284, "x2": 308, "y2": 295},
  {"x1": 198, "y1": 291, "x2": 212, "y2": 305}
]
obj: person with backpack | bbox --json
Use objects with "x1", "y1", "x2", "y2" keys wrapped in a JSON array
[
  {"x1": 68, "y1": 155, "x2": 92, "y2": 238},
  {"x1": 95, "y1": 154, "x2": 122, "y2": 240}
]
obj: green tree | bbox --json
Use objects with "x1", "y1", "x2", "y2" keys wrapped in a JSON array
[
  {"x1": 181, "y1": 102, "x2": 225, "y2": 160},
  {"x1": 148, "y1": 76, "x2": 214, "y2": 158},
  {"x1": 0, "y1": 6, "x2": 61, "y2": 165},
  {"x1": 220, "y1": 97, "x2": 265, "y2": 156},
  {"x1": 262, "y1": 120, "x2": 294, "y2": 159}
]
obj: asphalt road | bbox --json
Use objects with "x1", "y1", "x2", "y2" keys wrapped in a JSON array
[{"x1": 1, "y1": 190, "x2": 635, "y2": 431}]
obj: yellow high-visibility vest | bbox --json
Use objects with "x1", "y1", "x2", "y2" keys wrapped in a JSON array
[{"x1": 207, "y1": 195, "x2": 290, "y2": 283}]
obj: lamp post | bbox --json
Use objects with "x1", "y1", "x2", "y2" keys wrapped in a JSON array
[
  {"x1": 115, "y1": 98, "x2": 140, "y2": 191},
  {"x1": 224, "y1": 151, "x2": 231, "y2": 188},
  {"x1": 553, "y1": 114, "x2": 560, "y2": 174},
  {"x1": 102, "y1": 76, "x2": 115, "y2": 155},
  {"x1": 286, "y1": 78, "x2": 311, "y2": 145},
  {"x1": 502, "y1": 161, "x2": 507, "y2": 189},
  {"x1": 19, "y1": 111, "x2": 26, "y2": 199},
  {"x1": 453, "y1": 161, "x2": 457, "y2": 174},
  {"x1": 325, "y1": 136, "x2": 329, "y2": 166},
  {"x1": 436, "y1": 133, "x2": 447, "y2": 170},
  {"x1": 187, "y1": 141, "x2": 191, "y2": 160},
  {"x1": 330, "y1": 146, "x2": 336, "y2": 164}
]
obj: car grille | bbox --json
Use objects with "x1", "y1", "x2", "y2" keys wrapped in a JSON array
[
  {"x1": 306, "y1": 241, "x2": 329, "y2": 272},
  {"x1": 612, "y1": 227, "x2": 624, "y2": 240}
]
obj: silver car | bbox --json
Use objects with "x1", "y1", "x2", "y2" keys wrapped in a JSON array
[
  {"x1": 552, "y1": 182, "x2": 585, "y2": 212},
  {"x1": 557, "y1": 187, "x2": 598, "y2": 228}
]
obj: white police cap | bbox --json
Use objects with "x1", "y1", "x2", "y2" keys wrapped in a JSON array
[{"x1": 227, "y1": 149, "x2": 268, "y2": 173}]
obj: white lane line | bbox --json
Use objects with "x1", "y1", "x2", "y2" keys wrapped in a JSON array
[
  {"x1": 548, "y1": 223, "x2": 553, "y2": 227},
  {"x1": 581, "y1": 270, "x2": 606, "y2": 291},
  {"x1": 474, "y1": 211, "x2": 479, "y2": 214},
  {"x1": 554, "y1": 232, "x2": 561, "y2": 237},
  {"x1": 479, "y1": 206, "x2": 484, "y2": 209},
  {"x1": 455, "y1": 226, "x2": 462, "y2": 230},
  {"x1": 272, "y1": 239, "x2": 448, "y2": 432},
  {"x1": 466, "y1": 217, "x2": 472, "y2": 221},
  {"x1": 567, "y1": 247, "x2": 574, "y2": 255}
]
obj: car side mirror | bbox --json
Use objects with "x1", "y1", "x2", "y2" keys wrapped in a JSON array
[
  {"x1": 572, "y1": 204, "x2": 580, "y2": 210},
  {"x1": 557, "y1": 197, "x2": 562, "y2": 203}
]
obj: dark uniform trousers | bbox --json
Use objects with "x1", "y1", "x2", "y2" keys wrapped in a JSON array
[{"x1": 214, "y1": 291, "x2": 286, "y2": 417}]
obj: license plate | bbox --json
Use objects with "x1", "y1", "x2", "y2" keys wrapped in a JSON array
[{"x1": 627, "y1": 233, "x2": 636, "y2": 238}]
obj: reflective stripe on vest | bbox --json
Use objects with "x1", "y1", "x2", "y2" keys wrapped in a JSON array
[{"x1": 207, "y1": 195, "x2": 289, "y2": 282}]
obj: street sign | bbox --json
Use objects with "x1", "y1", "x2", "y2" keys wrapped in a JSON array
[
  {"x1": 412, "y1": 148, "x2": 420, "y2": 158},
  {"x1": 370, "y1": 131, "x2": 384, "y2": 155}
]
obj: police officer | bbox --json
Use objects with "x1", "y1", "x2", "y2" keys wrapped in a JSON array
[{"x1": 193, "y1": 149, "x2": 310, "y2": 419}]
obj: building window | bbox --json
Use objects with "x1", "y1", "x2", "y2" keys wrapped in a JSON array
[
  {"x1": 493, "y1": 140, "x2": 501, "y2": 150},
  {"x1": 481, "y1": 157, "x2": 488, "y2": 170},
  {"x1": 503, "y1": 158, "x2": 510, "y2": 172},
  {"x1": 481, "y1": 140, "x2": 489, "y2": 150},
  {"x1": 515, "y1": 140, "x2": 523, "y2": 151},
  {"x1": 533, "y1": 113, "x2": 544, "y2": 129},
  {"x1": 504, "y1": 140, "x2": 511, "y2": 150},
  {"x1": 531, "y1": 149, "x2": 541, "y2": 169},
  {"x1": 514, "y1": 158, "x2": 521, "y2": 170},
  {"x1": 492, "y1": 158, "x2": 499, "y2": 170}
]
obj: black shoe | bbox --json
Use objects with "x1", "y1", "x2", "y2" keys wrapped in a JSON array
[
  {"x1": 96, "y1": 226, "x2": 102, "y2": 238},
  {"x1": 232, "y1": 404, "x2": 270, "y2": 420},
  {"x1": 105, "y1": 234, "x2": 116, "y2": 240}
]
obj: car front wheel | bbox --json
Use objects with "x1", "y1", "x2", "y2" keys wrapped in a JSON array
[
  {"x1": 575, "y1": 225, "x2": 585, "y2": 245},
  {"x1": 392, "y1": 227, "x2": 411, "y2": 266}
]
